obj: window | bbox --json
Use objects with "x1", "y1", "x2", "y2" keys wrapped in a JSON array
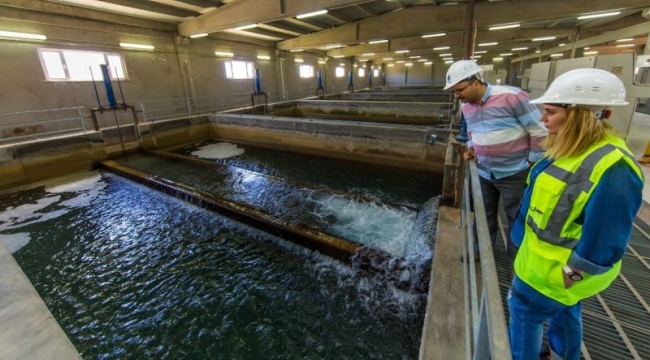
[
  {"x1": 299, "y1": 65, "x2": 314, "y2": 78},
  {"x1": 374, "y1": 69, "x2": 379, "y2": 77},
  {"x1": 225, "y1": 61, "x2": 255, "y2": 79},
  {"x1": 358, "y1": 68, "x2": 366, "y2": 77},
  {"x1": 335, "y1": 67, "x2": 345, "y2": 77},
  {"x1": 38, "y1": 48, "x2": 127, "y2": 81}
]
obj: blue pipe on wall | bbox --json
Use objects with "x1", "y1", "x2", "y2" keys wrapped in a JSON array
[
  {"x1": 317, "y1": 70, "x2": 323, "y2": 88},
  {"x1": 254, "y1": 68, "x2": 262, "y2": 94},
  {"x1": 100, "y1": 64, "x2": 117, "y2": 108},
  {"x1": 348, "y1": 71, "x2": 353, "y2": 86}
]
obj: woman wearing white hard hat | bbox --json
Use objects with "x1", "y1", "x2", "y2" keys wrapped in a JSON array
[{"x1": 508, "y1": 68, "x2": 644, "y2": 360}]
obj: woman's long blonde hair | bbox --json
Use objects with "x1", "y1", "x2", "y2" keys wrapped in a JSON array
[{"x1": 543, "y1": 106, "x2": 619, "y2": 159}]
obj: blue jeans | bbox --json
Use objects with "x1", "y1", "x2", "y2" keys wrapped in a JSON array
[{"x1": 508, "y1": 276, "x2": 583, "y2": 360}]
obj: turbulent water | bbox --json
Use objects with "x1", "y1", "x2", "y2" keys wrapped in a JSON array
[{"x1": 0, "y1": 142, "x2": 441, "y2": 359}]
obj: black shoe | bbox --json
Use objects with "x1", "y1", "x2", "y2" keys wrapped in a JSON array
[{"x1": 538, "y1": 344, "x2": 551, "y2": 360}]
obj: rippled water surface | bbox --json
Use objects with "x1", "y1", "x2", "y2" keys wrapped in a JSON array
[{"x1": 1, "y1": 142, "x2": 440, "y2": 359}]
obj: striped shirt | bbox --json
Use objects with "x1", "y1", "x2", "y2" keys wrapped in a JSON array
[{"x1": 464, "y1": 83, "x2": 547, "y2": 179}]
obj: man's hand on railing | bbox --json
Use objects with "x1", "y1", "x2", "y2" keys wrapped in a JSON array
[{"x1": 463, "y1": 147, "x2": 476, "y2": 161}]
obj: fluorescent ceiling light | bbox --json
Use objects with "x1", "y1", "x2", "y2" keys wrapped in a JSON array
[
  {"x1": 318, "y1": 60, "x2": 325, "y2": 64},
  {"x1": 358, "y1": 59, "x2": 368, "y2": 62},
  {"x1": 500, "y1": 53, "x2": 513, "y2": 56},
  {"x1": 584, "y1": 51, "x2": 598, "y2": 55},
  {"x1": 532, "y1": 36, "x2": 556, "y2": 41},
  {"x1": 290, "y1": 49, "x2": 303, "y2": 52},
  {"x1": 422, "y1": 32, "x2": 446, "y2": 38},
  {"x1": 325, "y1": 44, "x2": 341, "y2": 49},
  {"x1": 493, "y1": 57, "x2": 504, "y2": 61},
  {"x1": 339, "y1": 63, "x2": 346, "y2": 66},
  {"x1": 439, "y1": 53, "x2": 452, "y2": 57},
  {"x1": 214, "y1": 51, "x2": 234, "y2": 57},
  {"x1": 334, "y1": 55, "x2": 345, "y2": 58},
  {"x1": 257, "y1": 55, "x2": 271, "y2": 60},
  {"x1": 474, "y1": 50, "x2": 487, "y2": 54},
  {"x1": 444, "y1": 60, "x2": 454, "y2": 64},
  {"x1": 433, "y1": 46, "x2": 450, "y2": 50},
  {"x1": 616, "y1": 38, "x2": 633, "y2": 42},
  {"x1": 479, "y1": 42, "x2": 498, "y2": 46},
  {"x1": 616, "y1": 44, "x2": 635, "y2": 48},
  {"x1": 387, "y1": 64, "x2": 395, "y2": 67},
  {"x1": 295, "y1": 59, "x2": 304, "y2": 63},
  {"x1": 190, "y1": 33, "x2": 208, "y2": 38},
  {"x1": 396, "y1": 60, "x2": 405, "y2": 63},
  {"x1": 443, "y1": 57, "x2": 453, "y2": 61},
  {"x1": 489, "y1": 23, "x2": 520, "y2": 31},
  {"x1": 424, "y1": 62, "x2": 432, "y2": 65},
  {"x1": 418, "y1": 59, "x2": 428, "y2": 62},
  {"x1": 395, "y1": 50, "x2": 409, "y2": 53},
  {"x1": 409, "y1": 55, "x2": 421, "y2": 58},
  {"x1": 472, "y1": 55, "x2": 482, "y2": 58},
  {"x1": 559, "y1": 43, "x2": 566, "y2": 47},
  {"x1": 405, "y1": 63, "x2": 413, "y2": 66},
  {"x1": 119, "y1": 42, "x2": 154, "y2": 50},
  {"x1": 235, "y1": 24, "x2": 257, "y2": 31},
  {"x1": 512, "y1": 47, "x2": 528, "y2": 51},
  {"x1": 535, "y1": 50, "x2": 541, "y2": 53},
  {"x1": 362, "y1": 53, "x2": 375, "y2": 56},
  {"x1": 0, "y1": 30, "x2": 46, "y2": 40},
  {"x1": 577, "y1": 11, "x2": 620, "y2": 20},
  {"x1": 368, "y1": 39, "x2": 388, "y2": 44},
  {"x1": 383, "y1": 57, "x2": 393, "y2": 61},
  {"x1": 297, "y1": 10, "x2": 327, "y2": 19},
  {"x1": 550, "y1": 53, "x2": 563, "y2": 57}
]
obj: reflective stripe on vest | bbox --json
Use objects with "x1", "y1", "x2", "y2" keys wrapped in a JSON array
[{"x1": 525, "y1": 144, "x2": 634, "y2": 249}]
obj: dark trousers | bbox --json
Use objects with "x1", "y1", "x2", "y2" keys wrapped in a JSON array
[{"x1": 475, "y1": 168, "x2": 529, "y2": 267}]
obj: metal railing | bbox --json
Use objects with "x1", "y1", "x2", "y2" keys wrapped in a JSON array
[
  {"x1": 460, "y1": 160, "x2": 512, "y2": 359},
  {"x1": 0, "y1": 107, "x2": 89, "y2": 144}
]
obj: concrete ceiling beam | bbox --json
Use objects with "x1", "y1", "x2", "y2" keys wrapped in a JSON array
[
  {"x1": 178, "y1": 0, "x2": 369, "y2": 36},
  {"x1": 98, "y1": 0, "x2": 199, "y2": 18}
]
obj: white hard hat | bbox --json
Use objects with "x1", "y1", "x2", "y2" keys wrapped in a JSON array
[
  {"x1": 530, "y1": 68, "x2": 628, "y2": 107},
  {"x1": 443, "y1": 60, "x2": 482, "y2": 90}
]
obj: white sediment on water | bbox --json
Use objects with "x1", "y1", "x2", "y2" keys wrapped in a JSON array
[{"x1": 191, "y1": 142, "x2": 245, "y2": 159}]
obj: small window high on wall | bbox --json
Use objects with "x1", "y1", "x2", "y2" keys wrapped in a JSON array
[
  {"x1": 225, "y1": 61, "x2": 255, "y2": 79},
  {"x1": 38, "y1": 48, "x2": 127, "y2": 81},
  {"x1": 299, "y1": 65, "x2": 314, "y2": 78},
  {"x1": 335, "y1": 67, "x2": 345, "y2": 77},
  {"x1": 358, "y1": 68, "x2": 365, "y2": 77}
]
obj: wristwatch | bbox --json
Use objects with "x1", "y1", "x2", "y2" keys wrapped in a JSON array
[{"x1": 563, "y1": 265, "x2": 583, "y2": 281}]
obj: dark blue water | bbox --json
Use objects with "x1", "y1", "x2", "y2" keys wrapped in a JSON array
[{"x1": 1, "y1": 164, "x2": 433, "y2": 359}]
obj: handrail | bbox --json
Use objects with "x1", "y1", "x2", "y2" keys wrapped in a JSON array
[{"x1": 461, "y1": 160, "x2": 512, "y2": 359}]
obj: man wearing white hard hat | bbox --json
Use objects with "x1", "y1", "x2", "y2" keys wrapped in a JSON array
[
  {"x1": 445, "y1": 60, "x2": 547, "y2": 266},
  {"x1": 508, "y1": 68, "x2": 644, "y2": 360}
]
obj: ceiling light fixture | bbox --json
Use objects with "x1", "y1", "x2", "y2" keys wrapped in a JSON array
[
  {"x1": 424, "y1": 62, "x2": 432, "y2": 65},
  {"x1": 235, "y1": 24, "x2": 257, "y2": 31},
  {"x1": 616, "y1": 38, "x2": 633, "y2": 42},
  {"x1": 119, "y1": 42, "x2": 154, "y2": 50},
  {"x1": 577, "y1": 11, "x2": 620, "y2": 20},
  {"x1": 550, "y1": 53, "x2": 563, "y2": 57},
  {"x1": 369, "y1": 39, "x2": 388, "y2": 44},
  {"x1": 257, "y1": 55, "x2": 271, "y2": 60},
  {"x1": 439, "y1": 53, "x2": 452, "y2": 57},
  {"x1": 479, "y1": 42, "x2": 498, "y2": 46},
  {"x1": 297, "y1": 9, "x2": 328, "y2": 19},
  {"x1": 433, "y1": 46, "x2": 450, "y2": 50},
  {"x1": 584, "y1": 51, "x2": 598, "y2": 55},
  {"x1": 489, "y1": 23, "x2": 520, "y2": 31},
  {"x1": 422, "y1": 32, "x2": 446, "y2": 38},
  {"x1": 500, "y1": 53, "x2": 513, "y2": 56},
  {"x1": 290, "y1": 49, "x2": 304, "y2": 52},
  {"x1": 474, "y1": 50, "x2": 487, "y2": 54},
  {"x1": 0, "y1": 30, "x2": 46, "y2": 40},
  {"x1": 325, "y1": 44, "x2": 342, "y2": 49},
  {"x1": 383, "y1": 57, "x2": 393, "y2": 61},
  {"x1": 532, "y1": 36, "x2": 556, "y2": 41},
  {"x1": 190, "y1": 33, "x2": 208, "y2": 38},
  {"x1": 493, "y1": 57, "x2": 504, "y2": 61},
  {"x1": 395, "y1": 50, "x2": 409, "y2": 53},
  {"x1": 362, "y1": 53, "x2": 375, "y2": 56},
  {"x1": 616, "y1": 44, "x2": 635, "y2": 48},
  {"x1": 295, "y1": 59, "x2": 304, "y2": 63},
  {"x1": 512, "y1": 47, "x2": 528, "y2": 51},
  {"x1": 215, "y1": 51, "x2": 234, "y2": 57}
]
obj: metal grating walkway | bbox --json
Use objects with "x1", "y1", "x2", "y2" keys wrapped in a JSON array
[{"x1": 494, "y1": 211, "x2": 650, "y2": 360}]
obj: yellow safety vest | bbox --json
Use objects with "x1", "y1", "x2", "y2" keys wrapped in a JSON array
[{"x1": 514, "y1": 135, "x2": 643, "y2": 305}]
